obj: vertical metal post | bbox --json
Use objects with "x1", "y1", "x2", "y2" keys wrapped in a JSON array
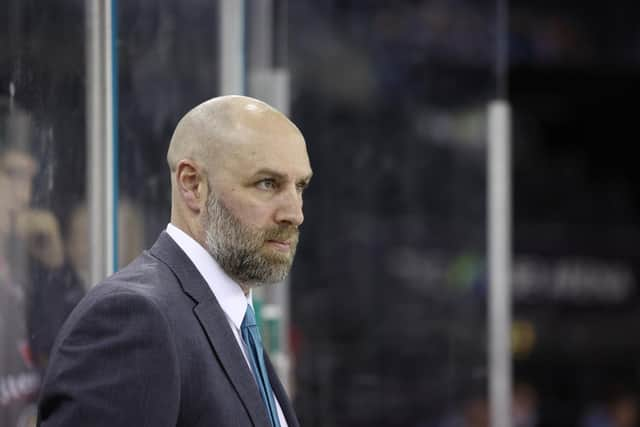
[
  {"x1": 86, "y1": 0, "x2": 115, "y2": 285},
  {"x1": 247, "y1": 0, "x2": 273, "y2": 69},
  {"x1": 488, "y1": 100, "x2": 512, "y2": 427},
  {"x1": 219, "y1": 0, "x2": 246, "y2": 95}
]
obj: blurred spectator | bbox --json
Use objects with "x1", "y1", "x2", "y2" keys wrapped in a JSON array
[
  {"x1": 463, "y1": 396, "x2": 490, "y2": 427},
  {"x1": 513, "y1": 381, "x2": 539, "y2": 427},
  {"x1": 64, "y1": 203, "x2": 90, "y2": 287},
  {"x1": 65, "y1": 196, "x2": 145, "y2": 288},
  {"x1": 581, "y1": 384, "x2": 638, "y2": 427},
  {"x1": 1, "y1": 99, "x2": 83, "y2": 426},
  {"x1": 439, "y1": 395, "x2": 489, "y2": 427},
  {"x1": 438, "y1": 381, "x2": 539, "y2": 427}
]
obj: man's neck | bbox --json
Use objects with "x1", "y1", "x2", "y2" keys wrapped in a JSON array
[{"x1": 240, "y1": 284, "x2": 251, "y2": 296}]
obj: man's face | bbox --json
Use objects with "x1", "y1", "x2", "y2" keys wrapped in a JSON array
[{"x1": 201, "y1": 113, "x2": 312, "y2": 286}]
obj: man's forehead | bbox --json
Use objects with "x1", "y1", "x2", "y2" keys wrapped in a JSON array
[
  {"x1": 216, "y1": 118, "x2": 306, "y2": 152},
  {"x1": 214, "y1": 134, "x2": 311, "y2": 179},
  {"x1": 238, "y1": 150, "x2": 311, "y2": 178},
  {"x1": 195, "y1": 97, "x2": 310, "y2": 181},
  {"x1": 248, "y1": 164, "x2": 313, "y2": 182}
]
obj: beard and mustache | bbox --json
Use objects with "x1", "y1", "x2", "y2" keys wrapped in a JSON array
[{"x1": 202, "y1": 193, "x2": 299, "y2": 287}]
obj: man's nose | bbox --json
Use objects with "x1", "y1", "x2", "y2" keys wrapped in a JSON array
[{"x1": 275, "y1": 187, "x2": 304, "y2": 227}]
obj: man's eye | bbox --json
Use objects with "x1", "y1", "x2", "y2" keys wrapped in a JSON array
[
  {"x1": 256, "y1": 179, "x2": 277, "y2": 190},
  {"x1": 296, "y1": 182, "x2": 308, "y2": 193}
]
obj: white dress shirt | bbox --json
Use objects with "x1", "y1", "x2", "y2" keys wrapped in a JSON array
[{"x1": 166, "y1": 224, "x2": 288, "y2": 426}]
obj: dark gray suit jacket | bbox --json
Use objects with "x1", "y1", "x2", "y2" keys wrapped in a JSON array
[{"x1": 37, "y1": 232, "x2": 299, "y2": 427}]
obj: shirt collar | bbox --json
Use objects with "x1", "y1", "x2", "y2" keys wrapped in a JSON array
[{"x1": 165, "y1": 223, "x2": 251, "y2": 330}]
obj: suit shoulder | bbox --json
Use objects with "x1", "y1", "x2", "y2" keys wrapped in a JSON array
[
  {"x1": 64, "y1": 251, "x2": 181, "y2": 330},
  {"x1": 94, "y1": 251, "x2": 179, "y2": 300}
]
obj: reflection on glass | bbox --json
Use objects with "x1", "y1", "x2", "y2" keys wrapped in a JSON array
[
  {"x1": 510, "y1": 2, "x2": 640, "y2": 425},
  {"x1": 287, "y1": 2, "x2": 493, "y2": 426},
  {"x1": 1, "y1": 102, "x2": 42, "y2": 426},
  {"x1": 0, "y1": 100, "x2": 85, "y2": 427},
  {"x1": 1, "y1": 1, "x2": 87, "y2": 425},
  {"x1": 116, "y1": 0, "x2": 220, "y2": 253}
]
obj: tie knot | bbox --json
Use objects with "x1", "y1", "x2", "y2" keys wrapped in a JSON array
[{"x1": 242, "y1": 305, "x2": 257, "y2": 329}]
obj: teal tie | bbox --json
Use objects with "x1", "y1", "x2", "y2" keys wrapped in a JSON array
[{"x1": 241, "y1": 305, "x2": 281, "y2": 427}]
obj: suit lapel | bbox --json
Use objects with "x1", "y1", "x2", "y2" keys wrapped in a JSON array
[
  {"x1": 265, "y1": 354, "x2": 300, "y2": 427},
  {"x1": 149, "y1": 232, "x2": 271, "y2": 426},
  {"x1": 193, "y1": 300, "x2": 271, "y2": 426}
]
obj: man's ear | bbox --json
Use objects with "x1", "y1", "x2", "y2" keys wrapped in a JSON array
[{"x1": 175, "y1": 159, "x2": 206, "y2": 212}]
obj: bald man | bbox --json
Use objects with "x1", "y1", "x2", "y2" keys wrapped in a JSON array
[{"x1": 37, "y1": 96, "x2": 312, "y2": 427}]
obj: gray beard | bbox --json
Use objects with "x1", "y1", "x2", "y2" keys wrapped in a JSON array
[{"x1": 202, "y1": 194, "x2": 298, "y2": 287}]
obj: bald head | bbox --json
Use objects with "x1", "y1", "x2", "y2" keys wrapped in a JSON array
[{"x1": 167, "y1": 95, "x2": 302, "y2": 174}]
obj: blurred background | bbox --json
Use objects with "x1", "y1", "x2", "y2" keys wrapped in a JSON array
[{"x1": 1, "y1": 0, "x2": 639, "y2": 426}]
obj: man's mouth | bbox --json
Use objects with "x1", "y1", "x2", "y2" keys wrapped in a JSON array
[{"x1": 265, "y1": 239, "x2": 291, "y2": 251}]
